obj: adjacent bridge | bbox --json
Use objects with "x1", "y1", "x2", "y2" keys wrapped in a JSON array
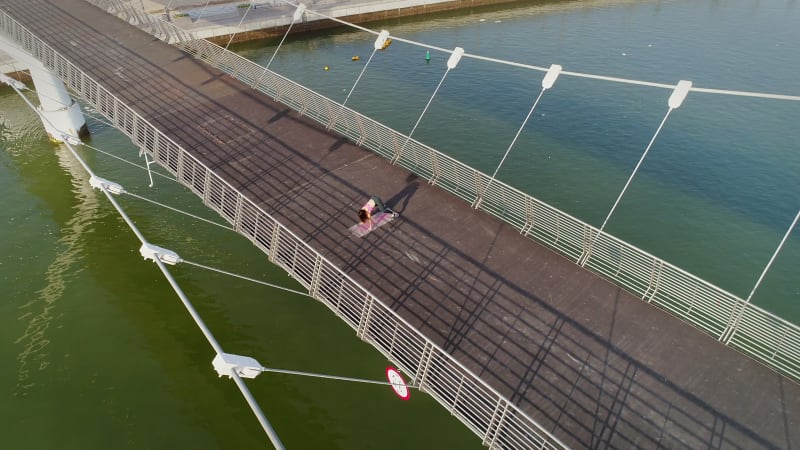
[{"x1": 1, "y1": 0, "x2": 798, "y2": 448}]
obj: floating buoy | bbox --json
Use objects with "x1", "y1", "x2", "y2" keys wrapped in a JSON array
[
  {"x1": 380, "y1": 38, "x2": 392, "y2": 50},
  {"x1": 324, "y1": 66, "x2": 329, "y2": 71},
  {"x1": 351, "y1": 55, "x2": 360, "y2": 61},
  {"x1": 425, "y1": 50, "x2": 430, "y2": 62}
]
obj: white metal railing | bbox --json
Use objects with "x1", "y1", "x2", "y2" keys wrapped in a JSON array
[
  {"x1": 91, "y1": 3, "x2": 800, "y2": 383},
  {"x1": 0, "y1": 6, "x2": 567, "y2": 449}
]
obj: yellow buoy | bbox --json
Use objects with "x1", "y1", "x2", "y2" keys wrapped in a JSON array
[
  {"x1": 324, "y1": 66, "x2": 329, "y2": 71},
  {"x1": 381, "y1": 38, "x2": 392, "y2": 50},
  {"x1": 351, "y1": 55, "x2": 360, "y2": 61}
]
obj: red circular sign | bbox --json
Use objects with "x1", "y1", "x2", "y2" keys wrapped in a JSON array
[{"x1": 385, "y1": 367, "x2": 410, "y2": 401}]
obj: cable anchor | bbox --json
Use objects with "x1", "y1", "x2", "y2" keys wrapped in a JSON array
[
  {"x1": 89, "y1": 175, "x2": 126, "y2": 195},
  {"x1": 213, "y1": 353, "x2": 263, "y2": 379},
  {"x1": 139, "y1": 148, "x2": 157, "y2": 187},
  {"x1": 139, "y1": 242, "x2": 182, "y2": 265}
]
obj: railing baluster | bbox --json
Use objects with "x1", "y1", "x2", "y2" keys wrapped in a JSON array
[
  {"x1": 483, "y1": 400, "x2": 509, "y2": 448},
  {"x1": 356, "y1": 296, "x2": 375, "y2": 340}
]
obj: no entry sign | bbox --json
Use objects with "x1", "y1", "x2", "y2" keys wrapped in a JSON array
[{"x1": 385, "y1": 367, "x2": 410, "y2": 401}]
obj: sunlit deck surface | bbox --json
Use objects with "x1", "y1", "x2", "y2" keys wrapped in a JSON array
[{"x1": 5, "y1": 0, "x2": 798, "y2": 447}]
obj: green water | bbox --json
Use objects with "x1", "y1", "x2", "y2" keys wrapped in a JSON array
[{"x1": 1, "y1": 0, "x2": 798, "y2": 448}]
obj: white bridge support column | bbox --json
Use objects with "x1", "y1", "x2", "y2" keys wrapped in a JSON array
[
  {"x1": 28, "y1": 64, "x2": 88, "y2": 140},
  {"x1": 0, "y1": 36, "x2": 88, "y2": 142}
]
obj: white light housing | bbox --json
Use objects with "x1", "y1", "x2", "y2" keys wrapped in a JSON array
[
  {"x1": 61, "y1": 133, "x2": 82, "y2": 146},
  {"x1": 292, "y1": 3, "x2": 306, "y2": 22},
  {"x1": 139, "y1": 243, "x2": 181, "y2": 265},
  {"x1": 89, "y1": 175, "x2": 125, "y2": 195},
  {"x1": 374, "y1": 30, "x2": 390, "y2": 50},
  {"x1": 447, "y1": 47, "x2": 464, "y2": 69},
  {"x1": 542, "y1": 64, "x2": 562, "y2": 90},
  {"x1": 668, "y1": 80, "x2": 692, "y2": 109},
  {"x1": 212, "y1": 353, "x2": 262, "y2": 379}
]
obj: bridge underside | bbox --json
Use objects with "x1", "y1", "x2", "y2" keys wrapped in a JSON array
[{"x1": 2, "y1": 0, "x2": 797, "y2": 448}]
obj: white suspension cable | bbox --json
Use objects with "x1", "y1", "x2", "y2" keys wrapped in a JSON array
[
  {"x1": 223, "y1": 4, "x2": 253, "y2": 54},
  {"x1": 329, "y1": 30, "x2": 389, "y2": 130},
  {"x1": 194, "y1": 0, "x2": 212, "y2": 25},
  {"x1": 82, "y1": 141, "x2": 177, "y2": 183},
  {"x1": 579, "y1": 109, "x2": 674, "y2": 266},
  {"x1": 689, "y1": 87, "x2": 800, "y2": 101},
  {"x1": 393, "y1": 67, "x2": 450, "y2": 164},
  {"x1": 123, "y1": 191, "x2": 235, "y2": 231},
  {"x1": 181, "y1": 259, "x2": 312, "y2": 297},
  {"x1": 473, "y1": 87, "x2": 546, "y2": 209},
  {"x1": 253, "y1": 3, "x2": 306, "y2": 89},
  {"x1": 605, "y1": 109, "x2": 672, "y2": 227},
  {"x1": 262, "y1": 21, "x2": 292, "y2": 71},
  {"x1": 282, "y1": 0, "x2": 376, "y2": 35},
  {"x1": 259, "y1": 366, "x2": 414, "y2": 388},
  {"x1": 744, "y1": 208, "x2": 800, "y2": 305},
  {"x1": 337, "y1": 48, "x2": 377, "y2": 111},
  {"x1": 231, "y1": 371, "x2": 286, "y2": 450},
  {"x1": 723, "y1": 208, "x2": 800, "y2": 344},
  {"x1": 474, "y1": 65, "x2": 560, "y2": 209},
  {"x1": 83, "y1": 109, "x2": 116, "y2": 128},
  {"x1": 266, "y1": 4, "x2": 303, "y2": 70},
  {"x1": 393, "y1": 47, "x2": 464, "y2": 164},
  {"x1": 580, "y1": 80, "x2": 692, "y2": 266}
]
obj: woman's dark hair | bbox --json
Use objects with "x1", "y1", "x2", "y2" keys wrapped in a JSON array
[{"x1": 358, "y1": 209, "x2": 369, "y2": 223}]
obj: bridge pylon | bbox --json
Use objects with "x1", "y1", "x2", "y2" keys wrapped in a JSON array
[{"x1": 0, "y1": 36, "x2": 88, "y2": 142}]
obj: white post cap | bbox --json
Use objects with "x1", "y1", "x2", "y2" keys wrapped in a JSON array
[
  {"x1": 374, "y1": 30, "x2": 390, "y2": 50},
  {"x1": 447, "y1": 47, "x2": 464, "y2": 69},
  {"x1": 212, "y1": 353, "x2": 262, "y2": 379},
  {"x1": 139, "y1": 243, "x2": 181, "y2": 265},
  {"x1": 668, "y1": 80, "x2": 692, "y2": 109},
  {"x1": 293, "y1": 3, "x2": 306, "y2": 22},
  {"x1": 542, "y1": 64, "x2": 562, "y2": 90}
]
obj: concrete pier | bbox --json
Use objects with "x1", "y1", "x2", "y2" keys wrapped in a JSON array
[{"x1": 0, "y1": 37, "x2": 88, "y2": 140}]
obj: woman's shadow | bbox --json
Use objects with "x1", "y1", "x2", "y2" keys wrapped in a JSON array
[{"x1": 386, "y1": 174, "x2": 420, "y2": 213}]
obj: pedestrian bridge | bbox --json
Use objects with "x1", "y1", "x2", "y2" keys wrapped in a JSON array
[{"x1": 1, "y1": 0, "x2": 798, "y2": 448}]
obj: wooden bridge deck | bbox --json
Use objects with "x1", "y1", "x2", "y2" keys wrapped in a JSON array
[{"x1": 4, "y1": 0, "x2": 798, "y2": 448}]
